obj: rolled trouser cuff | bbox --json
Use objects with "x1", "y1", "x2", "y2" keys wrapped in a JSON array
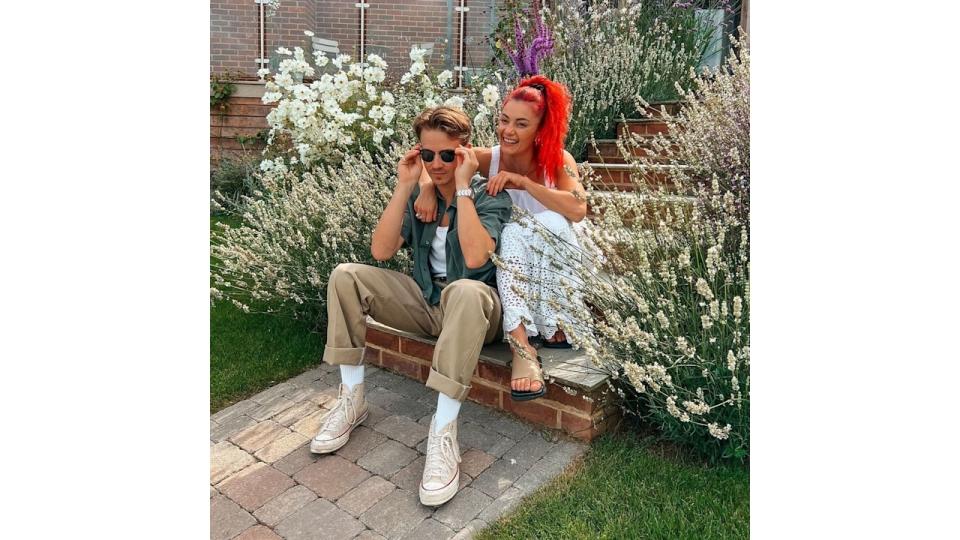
[
  {"x1": 323, "y1": 345, "x2": 365, "y2": 366},
  {"x1": 425, "y1": 367, "x2": 470, "y2": 401}
]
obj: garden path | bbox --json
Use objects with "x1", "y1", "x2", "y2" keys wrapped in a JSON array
[{"x1": 211, "y1": 362, "x2": 589, "y2": 540}]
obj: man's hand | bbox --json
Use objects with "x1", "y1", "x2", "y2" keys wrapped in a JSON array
[
  {"x1": 486, "y1": 171, "x2": 528, "y2": 195},
  {"x1": 397, "y1": 144, "x2": 423, "y2": 186},
  {"x1": 454, "y1": 145, "x2": 479, "y2": 188}
]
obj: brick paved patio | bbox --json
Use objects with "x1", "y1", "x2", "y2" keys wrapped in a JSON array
[{"x1": 211, "y1": 362, "x2": 589, "y2": 539}]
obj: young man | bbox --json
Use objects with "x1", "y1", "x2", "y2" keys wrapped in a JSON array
[{"x1": 311, "y1": 107, "x2": 513, "y2": 507}]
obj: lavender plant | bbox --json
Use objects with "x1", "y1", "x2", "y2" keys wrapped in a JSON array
[
  {"x1": 491, "y1": 0, "x2": 735, "y2": 160},
  {"x1": 501, "y1": 37, "x2": 750, "y2": 462}
]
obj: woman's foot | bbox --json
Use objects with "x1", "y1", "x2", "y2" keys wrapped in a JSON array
[
  {"x1": 510, "y1": 343, "x2": 543, "y2": 394},
  {"x1": 546, "y1": 329, "x2": 566, "y2": 344}
]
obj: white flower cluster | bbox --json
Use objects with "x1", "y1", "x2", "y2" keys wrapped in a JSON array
[{"x1": 258, "y1": 45, "x2": 401, "y2": 165}]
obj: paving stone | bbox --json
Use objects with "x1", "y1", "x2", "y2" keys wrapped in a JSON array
[
  {"x1": 230, "y1": 420, "x2": 291, "y2": 453},
  {"x1": 543, "y1": 439, "x2": 589, "y2": 464},
  {"x1": 357, "y1": 439, "x2": 419, "y2": 478},
  {"x1": 389, "y1": 455, "x2": 427, "y2": 492},
  {"x1": 501, "y1": 430, "x2": 558, "y2": 470},
  {"x1": 390, "y1": 377, "x2": 434, "y2": 401},
  {"x1": 211, "y1": 441, "x2": 256, "y2": 484},
  {"x1": 290, "y1": 409, "x2": 327, "y2": 438},
  {"x1": 384, "y1": 397, "x2": 433, "y2": 421},
  {"x1": 234, "y1": 524, "x2": 283, "y2": 540},
  {"x1": 319, "y1": 368, "x2": 346, "y2": 387},
  {"x1": 359, "y1": 489, "x2": 432, "y2": 539},
  {"x1": 287, "y1": 366, "x2": 326, "y2": 387},
  {"x1": 252, "y1": 485, "x2": 317, "y2": 527},
  {"x1": 365, "y1": 386, "x2": 407, "y2": 411},
  {"x1": 459, "y1": 400, "x2": 500, "y2": 426},
  {"x1": 272, "y1": 400, "x2": 320, "y2": 427},
  {"x1": 373, "y1": 415, "x2": 430, "y2": 447},
  {"x1": 513, "y1": 454, "x2": 570, "y2": 494},
  {"x1": 251, "y1": 382, "x2": 296, "y2": 404},
  {"x1": 470, "y1": 459, "x2": 526, "y2": 499},
  {"x1": 432, "y1": 486, "x2": 493, "y2": 530},
  {"x1": 273, "y1": 442, "x2": 320, "y2": 476},
  {"x1": 294, "y1": 455, "x2": 371, "y2": 500},
  {"x1": 365, "y1": 403, "x2": 392, "y2": 427},
  {"x1": 255, "y1": 432, "x2": 310, "y2": 463},
  {"x1": 218, "y1": 462, "x2": 295, "y2": 511},
  {"x1": 308, "y1": 384, "x2": 339, "y2": 407},
  {"x1": 476, "y1": 486, "x2": 524, "y2": 524},
  {"x1": 336, "y1": 475, "x2": 397, "y2": 517},
  {"x1": 400, "y1": 518, "x2": 455, "y2": 540},
  {"x1": 211, "y1": 399, "x2": 257, "y2": 424},
  {"x1": 485, "y1": 414, "x2": 533, "y2": 441},
  {"x1": 210, "y1": 414, "x2": 258, "y2": 443},
  {"x1": 274, "y1": 498, "x2": 366, "y2": 540},
  {"x1": 366, "y1": 368, "x2": 405, "y2": 388},
  {"x1": 210, "y1": 494, "x2": 256, "y2": 540},
  {"x1": 457, "y1": 421, "x2": 517, "y2": 458},
  {"x1": 335, "y1": 425, "x2": 388, "y2": 463},
  {"x1": 451, "y1": 518, "x2": 490, "y2": 539},
  {"x1": 210, "y1": 485, "x2": 217, "y2": 498},
  {"x1": 356, "y1": 530, "x2": 388, "y2": 540},
  {"x1": 458, "y1": 448, "x2": 497, "y2": 479},
  {"x1": 248, "y1": 394, "x2": 296, "y2": 422}
]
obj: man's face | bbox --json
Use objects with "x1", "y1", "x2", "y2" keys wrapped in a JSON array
[{"x1": 419, "y1": 129, "x2": 469, "y2": 186}]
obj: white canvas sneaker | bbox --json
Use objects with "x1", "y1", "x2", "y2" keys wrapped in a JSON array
[
  {"x1": 419, "y1": 414, "x2": 462, "y2": 506},
  {"x1": 309, "y1": 382, "x2": 368, "y2": 454}
]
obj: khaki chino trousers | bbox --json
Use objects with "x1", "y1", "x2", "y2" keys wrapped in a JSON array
[{"x1": 322, "y1": 263, "x2": 503, "y2": 401}]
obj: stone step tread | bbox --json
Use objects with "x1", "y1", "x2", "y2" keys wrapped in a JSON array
[{"x1": 368, "y1": 320, "x2": 608, "y2": 393}]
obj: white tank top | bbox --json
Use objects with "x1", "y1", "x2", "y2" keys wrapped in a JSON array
[
  {"x1": 489, "y1": 145, "x2": 554, "y2": 215},
  {"x1": 429, "y1": 226, "x2": 447, "y2": 278}
]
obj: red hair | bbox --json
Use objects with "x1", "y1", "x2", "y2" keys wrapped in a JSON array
[{"x1": 504, "y1": 75, "x2": 571, "y2": 187}]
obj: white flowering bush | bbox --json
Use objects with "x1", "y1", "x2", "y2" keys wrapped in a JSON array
[
  {"x1": 493, "y1": 0, "x2": 731, "y2": 159},
  {"x1": 211, "y1": 40, "x2": 507, "y2": 323},
  {"x1": 500, "y1": 39, "x2": 749, "y2": 462},
  {"x1": 256, "y1": 40, "x2": 504, "y2": 172}
]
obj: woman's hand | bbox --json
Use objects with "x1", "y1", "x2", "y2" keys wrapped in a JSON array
[
  {"x1": 396, "y1": 143, "x2": 423, "y2": 186},
  {"x1": 414, "y1": 182, "x2": 438, "y2": 222},
  {"x1": 486, "y1": 171, "x2": 528, "y2": 195}
]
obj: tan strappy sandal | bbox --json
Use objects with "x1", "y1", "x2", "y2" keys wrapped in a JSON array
[{"x1": 510, "y1": 350, "x2": 547, "y2": 401}]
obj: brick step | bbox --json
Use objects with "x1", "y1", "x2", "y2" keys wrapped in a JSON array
[
  {"x1": 363, "y1": 321, "x2": 619, "y2": 442},
  {"x1": 641, "y1": 100, "x2": 684, "y2": 118},
  {"x1": 586, "y1": 137, "x2": 677, "y2": 163},
  {"x1": 617, "y1": 118, "x2": 671, "y2": 136},
  {"x1": 584, "y1": 163, "x2": 691, "y2": 191}
]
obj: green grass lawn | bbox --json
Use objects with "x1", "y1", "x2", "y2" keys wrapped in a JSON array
[
  {"x1": 210, "y1": 214, "x2": 325, "y2": 413},
  {"x1": 478, "y1": 429, "x2": 749, "y2": 539}
]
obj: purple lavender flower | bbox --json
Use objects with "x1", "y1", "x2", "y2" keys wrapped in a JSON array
[{"x1": 507, "y1": 0, "x2": 554, "y2": 78}]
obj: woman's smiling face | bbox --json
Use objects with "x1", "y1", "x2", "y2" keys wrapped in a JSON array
[{"x1": 497, "y1": 99, "x2": 541, "y2": 155}]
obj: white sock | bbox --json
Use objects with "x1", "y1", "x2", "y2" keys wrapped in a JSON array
[
  {"x1": 339, "y1": 364, "x2": 365, "y2": 391},
  {"x1": 433, "y1": 391, "x2": 462, "y2": 434}
]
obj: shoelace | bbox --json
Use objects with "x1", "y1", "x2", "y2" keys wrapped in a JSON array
[
  {"x1": 320, "y1": 385, "x2": 357, "y2": 436},
  {"x1": 424, "y1": 426, "x2": 461, "y2": 479}
]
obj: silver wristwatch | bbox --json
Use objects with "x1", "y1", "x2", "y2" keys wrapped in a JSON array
[{"x1": 455, "y1": 187, "x2": 474, "y2": 200}]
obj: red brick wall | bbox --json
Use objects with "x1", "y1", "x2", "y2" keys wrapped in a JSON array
[{"x1": 212, "y1": 0, "x2": 504, "y2": 81}]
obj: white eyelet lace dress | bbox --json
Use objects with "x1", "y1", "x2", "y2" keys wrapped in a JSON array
[{"x1": 491, "y1": 145, "x2": 584, "y2": 340}]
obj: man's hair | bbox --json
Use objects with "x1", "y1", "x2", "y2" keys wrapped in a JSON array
[{"x1": 412, "y1": 107, "x2": 472, "y2": 144}]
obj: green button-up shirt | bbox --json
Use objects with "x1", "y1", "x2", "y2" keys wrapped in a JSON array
[{"x1": 400, "y1": 176, "x2": 513, "y2": 305}]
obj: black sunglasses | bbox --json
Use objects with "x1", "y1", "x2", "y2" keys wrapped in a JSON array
[{"x1": 420, "y1": 148, "x2": 457, "y2": 163}]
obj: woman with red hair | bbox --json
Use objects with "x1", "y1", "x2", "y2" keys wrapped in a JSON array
[{"x1": 415, "y1": 75, "x2": 587, "y2": 401}]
